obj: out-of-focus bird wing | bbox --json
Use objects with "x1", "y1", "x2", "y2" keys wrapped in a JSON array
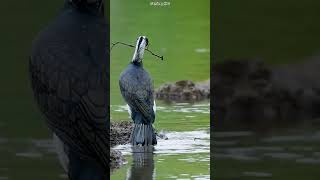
[
  {"x1": 29, "y1": 2, "x2": 110, "y2": 176},
  {"x1": 29, "y1": 52, "x2": 109, "y2": 170}
]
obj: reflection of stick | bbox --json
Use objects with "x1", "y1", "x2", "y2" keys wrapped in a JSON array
[{"x1": 111, "y1": 41, "x2": 164, "y2": 60}]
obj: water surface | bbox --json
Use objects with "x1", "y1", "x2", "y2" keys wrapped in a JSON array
[{"x1": 112, "y1": 130, "x2": 210, "y2": 180}]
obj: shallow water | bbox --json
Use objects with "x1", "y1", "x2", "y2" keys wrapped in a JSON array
[
  {"x1": 111, "y1": 130, "x2": 210, "y2": 180},
  {"x1": 214, "y1": 130, "x2": 320, "y2": 179},
  {"x1": 114, "y1": 130, "x2": 209, "y2": 155},
  {"x1": 111, "y1": 101, "x2": 210, "y2": 132},
  {"x1": 111, "y1": 102, "x2": 211, "y2": 180},
  {"x1": 0, "y1": 138, "x2": 66, "y2": 179}
]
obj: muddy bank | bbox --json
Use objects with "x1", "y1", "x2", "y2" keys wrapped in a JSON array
[
  {"x1": 110, "y1": 121, "x2": 168, "y2": 171},
  {"x1": 111, "y1": 121, "x2": 133, "y2": 147},
  {"x1": 111, "y1": 121, "x2": 167, "y2": 146},
  {"x1": 156, "y1": 80, "x2": 210, "y2": 102},
  {"x1": 110, "y1": 149, "x2": 125, "y2": 170},
  {"x1": 110, "y1": 121, "x2": 133, "y2": 171},
  {"x1": 213, "y1": 58, "x2": 320, "y2": 130}
]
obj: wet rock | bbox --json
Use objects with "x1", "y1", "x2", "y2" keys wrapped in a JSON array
[
  {"x1": 110, "y1": 121, "x2": 133, "y2": 172},
  {"x1": 156, "y1": 131, "x2": 169, "y2": 140},
  {"x1": 213, "y1": 59, "x2": 276, "y2": 129},
  {"x1": 110, "y1": 121, "x2": 133, "y2": 147},
  {"x1": 110, "y1": 121, "x2": 169, "y2": 171},
  {"x1": 155, "y1": 80, "x2": 210, "y2": 102},
  {"x1": 110, "y1": 149, "x2": 125, "y2": 171},
  {"x1": 110, "y1": 121, "x2": 169, "y2": 147},
  {"x1": 213, "y1": 58, "x2": 320, "y2": 130}
]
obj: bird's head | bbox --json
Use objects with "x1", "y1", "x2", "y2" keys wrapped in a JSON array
[
  {"x1": 66, "y1": 0, "x2": 104, "y2": 15},
  {"x1": 132, "y1": 36, "x2": 149, "y2": 63}
]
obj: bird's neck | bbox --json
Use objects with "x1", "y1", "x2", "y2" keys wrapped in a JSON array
[
  {"x1": 131, "y1": 44, "x2": 146, "y2": 64},
  {"x1": 131, "y1": 61, "x2": 143, "y2": 66}
]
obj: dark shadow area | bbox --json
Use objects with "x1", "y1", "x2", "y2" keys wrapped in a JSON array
[{"x1": 212, "y1": 0, "x2": 320, "y2": 179}]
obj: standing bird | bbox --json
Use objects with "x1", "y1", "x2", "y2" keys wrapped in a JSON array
[
  {"x1": 29, "y1": 0, "x2": 109, "y2": 179},
  {"x1": 119, "y1": 36, "x2": 157, "y2": 146}
]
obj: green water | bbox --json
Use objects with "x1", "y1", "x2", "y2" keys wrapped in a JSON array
[
  {"x1": 214, "y1": 129, "x2": 320, "y2": 180},
  {"x1": 110, "y1": 0, "x2": 210, "y2": 107},
  {"x1": 111, "y1": 102, "x2": 211, "y2": 179},
  {"x1": 112, "y1": 153, "x2": 210, "y2": 180},
  {"x1": 213, "y1": 0, "x2": 320, "y2": 64}
]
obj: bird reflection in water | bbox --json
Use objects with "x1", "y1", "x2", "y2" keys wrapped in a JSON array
[{"x1": 126, "y1": 146, "x2": 155, "y2": 180}]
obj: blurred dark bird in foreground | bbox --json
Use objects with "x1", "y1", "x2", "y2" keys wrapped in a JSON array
[
  {"x1": 29, "y1": 0, "x2": 109, "y2": 179},
  {"x1": 119, "y1": 36, "x2": 158, "y2": 146}
]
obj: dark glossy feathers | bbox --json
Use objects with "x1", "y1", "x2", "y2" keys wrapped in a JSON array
[
  {"x1": 29, "y1": 8, "x2": 109, "y2": 171},
  {"x1": 119, "y1": 63, "x2": 155, "y2": 124}
]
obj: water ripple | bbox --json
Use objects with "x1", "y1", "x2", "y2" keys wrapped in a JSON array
[
  {"x1": 114, "y1": 130, "x2": 210, "y2": 155},
  {"x1": 111, "y1": 103, "x2": 210, "y2": 115}
]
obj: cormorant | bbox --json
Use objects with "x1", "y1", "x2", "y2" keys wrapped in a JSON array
[
  {"x1": 119, "y1": 36, "x2": 157, "y2": 146},
  {"x1": 29, "y1": 0, "x2": 109, "y2": 179}
]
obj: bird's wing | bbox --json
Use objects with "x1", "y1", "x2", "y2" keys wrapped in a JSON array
[
  {"x1": 119, "y1": 74, "x2": 155, "y2": 123},
  {"x1": 131, "y1": 97, "x2": 154, "y2": 121},
  {"x1": 29, "y1": 55, "x2": 109, "y2": 170}
]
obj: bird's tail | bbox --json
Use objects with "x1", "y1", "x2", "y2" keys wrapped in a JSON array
[{"x1": 130, "y1": 123, "x2": 157, "y2": 146}]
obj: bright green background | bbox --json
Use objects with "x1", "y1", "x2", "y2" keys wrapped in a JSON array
[{"x1": 110, "y1": 0, "x2": 210, "y2": 179}]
